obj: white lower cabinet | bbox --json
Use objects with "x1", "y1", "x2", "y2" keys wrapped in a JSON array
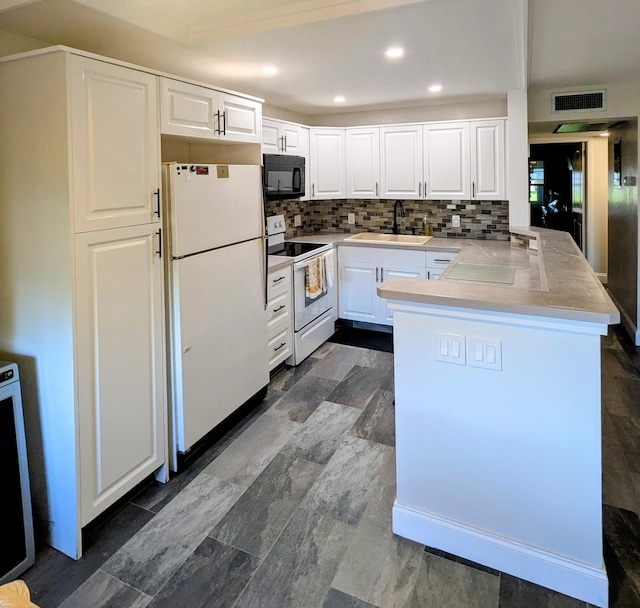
[
  {"x1": 338, "y1": 246, "x2": 426, "y2": 325},
  {"x1": 267, "y1": 265, "x2": 293, "y2": 370},
  {"x1": 75, "y1": 224, "x2": 166, "y2": 526},
  {"x1": 427, "y1": 250, "x2": 458, "y2": 280}
]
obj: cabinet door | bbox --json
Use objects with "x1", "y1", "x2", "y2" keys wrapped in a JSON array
[
  {"x1": 217, "y1": 93, "x2": 262, "y2": 144},
  {"x1": 160, "y1": 78, "x2": 216, "y2": 138},
  {"x1": 380, "y1": 126, "x2": 423, "y2": 199},
  {"x1": 75, "y1": 224, "x2": 165, "y2": 525},
  {"x1": 346, "y1": 128, "x2": 380, "y2": 198},
  {"x1": 262, "y1": 119, "x2": 282, "y2": 153},
  {"x1": 423, "y1": 122, "x2": 470, "y2": 200},
  {"x1": 70, "y1": 56, "x2": 160, "y2": 232},
  {"x1": 379, "y1": 265, "x2": 426, "y2": 323},
  {"x1": 281, "y1": 123, "x2": 303, "y2": 155},
  {"x1": 310, "y1": 129, "x2": 346, "y2": 199},
  {"x1": 470, "y1": 120, "x2": 505, "y2": 200},
  {"x1": 338, "y1": 260, "x2": 378, "y2": 322}
]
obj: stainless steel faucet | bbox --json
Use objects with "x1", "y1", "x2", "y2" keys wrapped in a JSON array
[{"x1": 393, "y1": 200, "x2": 405, "y2": 234}]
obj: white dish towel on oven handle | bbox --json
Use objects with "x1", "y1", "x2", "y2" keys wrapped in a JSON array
[{"x1": 323, "y1": 249, "x2": 334, "y2": 288}]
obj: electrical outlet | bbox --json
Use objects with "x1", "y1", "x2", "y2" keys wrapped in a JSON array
[
  {"x1": 451, "y1": 214, "x2": 461, "y2": 228},
  {"x1": 294, "y1": 214, "x2": 302, "y2": 227},
  {"x1": 348, "y1": 213, "x2": 355, "y2": 224}
]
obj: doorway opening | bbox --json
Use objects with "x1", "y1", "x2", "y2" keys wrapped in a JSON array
[{"x1": 529, "y1": 142, "x2": 586, "y2": 253}]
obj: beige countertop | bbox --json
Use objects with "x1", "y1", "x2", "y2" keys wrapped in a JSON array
[{"x1": 275, "y1": 229, "x2": 619, "y2": 325}]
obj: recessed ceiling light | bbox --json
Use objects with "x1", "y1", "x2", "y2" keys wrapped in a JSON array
[
  {"x1": 334, "y1": 96, "x2": 346, "y2": 103},
  {"x1": 385, "y1": 47, "x2": 404, "y2": 59},
  {"x1": 429, "y1": 84, "x2": 443, "y2": 93},
  {"x1": 262, "y1": 65, "x2": 279, "y2": 76}
]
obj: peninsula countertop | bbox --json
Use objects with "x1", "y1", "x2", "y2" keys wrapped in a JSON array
[
  {"x1": 285, "y1": 229, "x2": 619, "y2": 326},
  {"x1": 375, "y1": 228, "x2": 620, "y2": 325}
]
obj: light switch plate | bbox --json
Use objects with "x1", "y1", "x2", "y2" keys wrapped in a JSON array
[
  {"x1": 294, "y1": 214, "x2": 302, "y2": 227},
  {"x1": 451, "y1": 214, "x2": 461, "y2": 228},
  {"x1": 348, "y1": 213, "x2": 355, "y2": 224},
  {"x1": 467, "y1": 337, "x2": 502, "y2": 371},
  {"x1": 435, "y1": 332, "x2": 466, "y2": 365}
]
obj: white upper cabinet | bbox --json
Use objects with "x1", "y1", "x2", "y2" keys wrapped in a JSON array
[
  {"x1": 346, "y1": 127, "x2": 380, "y2": 198},
  {"x1": 310, "y1": 128, "x2": 346, "y2": 199},
  {"x1": 380, "y1": 126, "x2": 423, "y2": 199},
  {"x1": 161, "y1": 78, "x2": 216, "y2": 138},
  {"x1": 262, "y1": 118, "x2": 305, "y2": 155},
  {"x1": 217, "y1": 92, "x2": 261, "y2": 144},
  {"x1": 423, "y1": 122, "x2": 470, "y2": 200},
  {"x1": 470, "y1": 120, "x2": 505, "y2": 200},
  {"x1": 160, "y1": 78, "x2": 261, "y2": 144},
  {"x1": 70, "y1": 56, "x2": 160, "y2": 232}
]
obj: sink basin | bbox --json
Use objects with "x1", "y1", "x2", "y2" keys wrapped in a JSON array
[{"x1": 345, "y1": 233, "x2": 432, "y2": 245}]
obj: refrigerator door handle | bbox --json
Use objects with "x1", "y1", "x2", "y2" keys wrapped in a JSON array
[{"x1": 261, "y1": 177, "x2": 269, "y2": 310}]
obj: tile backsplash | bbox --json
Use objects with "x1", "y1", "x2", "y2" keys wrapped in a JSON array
[{"x1": 266, "y1": 198, "x2": 510, "y2": 240}]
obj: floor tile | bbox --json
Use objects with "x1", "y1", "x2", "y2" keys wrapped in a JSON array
[
  {"x1": 409, "y1": 553, "x2": 500, "y2": 608},
  {"x1": 268, "y1": 375, "x2": 340, "y2": 422},
  {"x1": 603, "y1": 504, "x2": 640, "y2": 607},
  {"x1": 269, "y1": 356, "x2": 321, "y2": 392},
  {"x1": 301, "y1": 435, "x2": 394, "y2": 525},
  {"x1": 498, "y1": 573, "x2": 589, "y2": 607},
  {"x1": 281, "y1": 400, "x2": 362, "y2": 464},
  {"x1": 102, "y1": 472, "x2": 243, "y2": 596},
  {"x1": 23, "y1": 503, "x2": 155, "y2": 607},
  {"x1": 146, "y1": 537, "x2": 259, "y2": 608},
  {"x1": 209, "y1": 452, "x2": 323, "y2": 558},
  {"x1": 58, "y1": 570, "x2": 152, "y2": 608},
  {"x1": 349, "y1": 388, "x2": 395, "y2": 446},
  {"x1": 322, "y1": 588, "x2": 379, "y2": 608},
  {"x1": 309, "y1": 344, "x2": 368, "y2": 382},
  {"x1": 203, "y1": 413, "x2": 301, "y2": 488},
  {"x1": 332, "y1": 485, "x2": 424, "y2": 607},
  {"x1": 357, "y1": 349, "x2": 394, "y2": 371},
  {"x1": 326, "y1": 365, "x2": 391, "y2": 409},
  {"x1": 233, "y1": 507, "x2": 355, "y2": 608}
]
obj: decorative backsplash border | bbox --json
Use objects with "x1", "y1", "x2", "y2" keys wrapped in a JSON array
[{"x1": 266, "y1": 198, "x2": 510, "y2": 240}]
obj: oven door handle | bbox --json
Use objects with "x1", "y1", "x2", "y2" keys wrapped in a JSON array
[{"x1": 294, "y1": 259, "x2": 313, "y2": 270}]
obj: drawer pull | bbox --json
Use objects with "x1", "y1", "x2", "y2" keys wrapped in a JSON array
[
  {"x1": 274, "y1": 342, "x2": 287, "y2": 352},
  {"x1": 272, "y1": 276, "x2": 285, "y2": 283},
  {"x1": 273, "y1": 304, "x2": 286, "y2": 313},
  {"x1": 433, "y1": 258, "x2": 452, "y2": 263}
]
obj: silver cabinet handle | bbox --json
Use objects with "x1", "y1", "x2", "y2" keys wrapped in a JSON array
[
  {"x1": 273, "y1": 304, "x2": 286, "y2": 313},
  {"x1": 424, "y1": 182, "x2": 427, "y2": 197},
  {"x1": 274, "y1": 342, "x2": 286, "y2": 352},
  {"x1": 272, "y1": 275, "x2": 285, "y2": 284},
  {"x1": 283, "y1": 135, "x2": 287, "y2": 152},
  {"x1": 472, "y1": 181, "x2": 476, "y2": 198},
  {"x1": 419, "y1": 182, "x2": 421, "y2": 197},
  {"x1": 312, "y1": 184, "x2": 315, "y2": 197},
  {"x1": 376, "y1": 182, "x2": 379, "y2": 196},
  {"x1": 381, "y1": 267, "x2": 384, "y2": 281},
  {"x1": 376, "y1": 267, "x2": 379, "y2": 282}
]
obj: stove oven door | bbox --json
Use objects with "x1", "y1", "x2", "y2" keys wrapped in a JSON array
[{"x1": 292, "y1": 254, "x2": 334, "y2": 331}]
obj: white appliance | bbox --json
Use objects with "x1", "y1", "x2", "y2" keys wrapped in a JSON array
[
  {"x1": 164, "y1": 163, "x2": 269, "y2": 470},
  {"x1": 267, "y1": 215, "x2": 337, "y2": 365},
  {"x1": 0, "y1": 361, "x2": 34, "y2": 584}
]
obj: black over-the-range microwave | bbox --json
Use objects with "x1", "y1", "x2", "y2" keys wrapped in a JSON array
[{"x1": 263, "y1": 154, "x2": 305, "y2": 200}]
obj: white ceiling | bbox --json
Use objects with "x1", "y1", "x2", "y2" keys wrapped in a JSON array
[{"x1": 0, "y1": 0, "x2": 638, "y2": 117}]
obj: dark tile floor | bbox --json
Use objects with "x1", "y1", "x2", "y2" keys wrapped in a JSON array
[{"x1": 20, "y1": 325, "x2": 640, "y2": 607}]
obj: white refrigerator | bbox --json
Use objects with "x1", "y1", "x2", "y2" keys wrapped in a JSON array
[{"x1": 163, "y1": 163, "x2": 269, "y2": 470}]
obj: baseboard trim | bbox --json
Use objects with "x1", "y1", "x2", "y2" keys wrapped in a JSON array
[{"x1": 392, "y1": 502, "x2": 608, "y2": 607}]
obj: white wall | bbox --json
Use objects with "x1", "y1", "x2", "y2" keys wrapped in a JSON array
[{"x1": 0, "y1": 28, "x2": 47, "y2": 56}]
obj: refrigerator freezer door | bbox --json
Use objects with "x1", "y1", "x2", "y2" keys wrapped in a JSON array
[
  {"x1": 167, "y1": 164, "x2": 264, "y2": 257},
  {"x1": 170, "y1": 238, "x2": 269, "y2": 453}
]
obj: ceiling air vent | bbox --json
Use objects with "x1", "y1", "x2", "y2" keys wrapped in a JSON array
[{"x1": 552, "y1": 90, "x2": 606, "y2": 113}]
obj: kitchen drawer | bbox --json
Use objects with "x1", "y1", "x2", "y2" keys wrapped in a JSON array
[
  {"x1": 426, "y1": 250, "x2": 458, "y2": 268},
  {"x1": 339, "y1": 245, "x2": 426, "y2": 266},
  {"x1": 267, "y1": 322, "x2": 292, "y2": 370},
  {"x1": 267, "y1": 265, "x2": 292, "y2": 298},
  {"x1": 267, "y1": 287, "x2": 292, "y2": 331}
]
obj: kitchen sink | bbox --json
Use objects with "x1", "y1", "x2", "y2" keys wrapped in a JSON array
[{"x1": 345, "y1": 232, "x2": 432, "y2": 245}]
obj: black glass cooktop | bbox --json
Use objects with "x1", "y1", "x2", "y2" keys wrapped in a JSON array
[{"x1": 275, "y1": 241, "x2": 328, "y2": 257}]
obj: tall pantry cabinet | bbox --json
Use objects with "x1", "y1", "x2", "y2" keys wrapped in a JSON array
[{"x1": 0, "y1": 49, "x2": 166, "y2": 558}]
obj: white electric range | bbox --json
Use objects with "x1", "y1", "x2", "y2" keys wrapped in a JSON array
[{"x1": 267, "y1": 215, "x2": 337, "y2": 364}]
